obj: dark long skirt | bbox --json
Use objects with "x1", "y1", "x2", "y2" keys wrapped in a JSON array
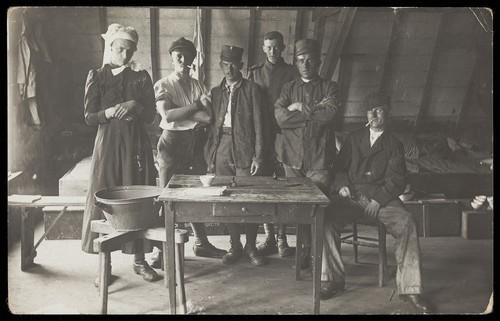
[{"x1": 81, "y1": 118, "x2": 157, "y2": 254}]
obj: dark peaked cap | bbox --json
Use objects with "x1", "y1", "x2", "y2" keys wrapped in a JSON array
[
  {"x1": 363, "y1": 92, "x2": 391, "y2": 111},
  {"x1": 220, "y1": 45, "x2": 244, "y2": 63},
  {"x1": 169, "y1": 37, "x2": 196, "y2": 58}
]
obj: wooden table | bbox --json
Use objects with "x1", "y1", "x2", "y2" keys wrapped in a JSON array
[{"x1": 159, "y1": 175, "x2": 331, "y2": 314}]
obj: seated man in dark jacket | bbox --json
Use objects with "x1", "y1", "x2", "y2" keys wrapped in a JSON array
[{"x1": 320, "y1": 92, "x2": 433, "y2": 313}]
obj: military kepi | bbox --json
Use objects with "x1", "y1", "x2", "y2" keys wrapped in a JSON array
[
  {"x1": 220, "y1": 45, "x2": 244, "y2": 63},
  {"x1": 363, "y1": 92, "x2": 391, "y2": 111},
  {"x1": 295, "y1": 38, "x2": 320, "y2": 57}
]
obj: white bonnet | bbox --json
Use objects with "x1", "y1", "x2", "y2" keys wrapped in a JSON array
[{"x1": 101, "y1": 23, "x2": 139, "y2": 46}]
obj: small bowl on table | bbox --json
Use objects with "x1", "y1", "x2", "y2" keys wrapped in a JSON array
[{"x1": 200, "y1": 174, "x2": 216, "y2": 187}]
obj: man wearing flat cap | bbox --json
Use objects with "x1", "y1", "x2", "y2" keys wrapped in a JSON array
[
  {"x1": 153, "y1": 37, "x2": 227, "y2": 267},
  {"x1": 205, "y1": 45, "x2": 266, "y2": 266},
  {"x1": 248, "y1": 31, "x2": 298, "y2": 258},
  {"x1": 320, "y1": 92, "x2": 433, "y2": 313},
  {"x1": 274, "y1": 38, "x2": 340, "y2": 269}
]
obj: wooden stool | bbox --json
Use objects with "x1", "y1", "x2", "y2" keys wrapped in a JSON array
[
  {"x1": 93, "y1": 225, "x2": 189, "y2": 314},
  {"x1": 340, "y1": 219, "x2": 387, "y2": 287}
]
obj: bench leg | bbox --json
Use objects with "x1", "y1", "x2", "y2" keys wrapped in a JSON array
[
  {"x1": 20, "y1": 206, "x2": 36, "y2": 271},
  {"x1": 99, "y1": 251, "x2": 111, "y2": 314},
  {"x1": 175, "y1": 243, "x2": 187, "y2": 314}
]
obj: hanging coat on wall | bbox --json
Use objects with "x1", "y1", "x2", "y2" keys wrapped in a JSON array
[{"x1": 16, "y1": 9, "x2": 52, "y2": 128}]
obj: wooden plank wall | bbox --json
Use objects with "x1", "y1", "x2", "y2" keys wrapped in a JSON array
[{"x1": 8, "y1": 7, "x2": 492, "y2": 182}]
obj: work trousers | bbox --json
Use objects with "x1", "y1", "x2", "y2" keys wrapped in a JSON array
[
  {"x1": 283, "y1": 165, "x2": 331, "y2": 248},
  {"x1": 157, "y1": 129, "x2": 208, "y2": 241},
  {"x1": 215, "y1": 129, "x2": 258, "y2": 246},
  {"x1": 322, "y1": 195, "x2": 423, "y2": 295}
]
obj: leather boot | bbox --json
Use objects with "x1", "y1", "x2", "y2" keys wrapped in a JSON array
[
  {"x1": 244, "y1": 245, "x2": 266, "y2": 266},
  {"x1": 193, "y1": 240, "x2": 227, "y2": 258},
  {"x1": 133, "y1": 261, "x2": 161, "y2": 282},
  {"x1": 222, "y1": 241, "x2": 244, "y2": 265},
  {"x1": 319, "y1": 279, "x2": 345, "y2": 300},
  {"x1": 256, "y1": 237, "x2": 278, "y2": 256},
  {"x1": 277, "y1": 235, "x2": 294, "y2": 257}
]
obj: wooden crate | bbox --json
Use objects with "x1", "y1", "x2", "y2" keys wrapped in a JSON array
[
  {"x1": 404, "y1": 199, "x2": 462, "y2": 237},
  {"x1": 58, "y1": 157, "x2": 92, "y2": 196},
  {"x1": 43, "y1": 206, "x2": 85, "y2": 240},
  {"x1": 461, "y1": 210, "x2": 493, "y2": 240}
]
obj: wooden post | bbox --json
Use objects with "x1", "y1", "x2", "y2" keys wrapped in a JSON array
[
  {"x1": 247, "y1": 8, "x2": 259, "y2": 74},
  {"x1": 379, "y1": 11, "x2": 402, "y2": 93},
  {"x1": 150, "y1": 8, "x2": 160, "y2": 83},
  {"x1": 293, "y1": 9, "x2": 304, "y2": 64},
  {"x1": 319, "y1": 7, "x2": 357, "y2": 81},
  {"x1": 98, "y1": 8, "x2": 107, "y2": 51},
  {"x1": 201, "y1": 8, "x2": 211, "y2": 86},
  {"x1": 413, "y1": 12, "x2": 448, "y2": 133}
]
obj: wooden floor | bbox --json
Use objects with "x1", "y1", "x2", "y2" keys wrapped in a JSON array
[{"x1": 7, "y1": 222, "x2": 493, "y2": 315}]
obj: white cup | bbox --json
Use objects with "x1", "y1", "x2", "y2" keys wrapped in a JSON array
[{"x1": 200, "y1": 174, "x2": 215, "y2": 187}]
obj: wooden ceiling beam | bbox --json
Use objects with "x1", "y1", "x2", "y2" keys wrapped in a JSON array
[
  {"x1": 378, "y1": 11, "x2": 402, "y2": 93},
  {"x1": 413, "y1": 12, "x2": 448, "y2": 134},
  {"x1": 455, "y1": 54, "x2": 479, "y2": 131},
  {"x1": 319, "y1": 7, "x2": 357, "y2": 80},
  {"x1": 313, "y1": 14, "x2": 327, "y2": 54}
]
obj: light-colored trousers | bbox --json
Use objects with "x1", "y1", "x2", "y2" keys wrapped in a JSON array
[{"x1": 322, "y1": 196, "x2": 423, "y2": 295}]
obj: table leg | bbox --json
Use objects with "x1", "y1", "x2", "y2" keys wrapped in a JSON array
[
  {"x1": 99, "y1": 251, "x2": 110, "y2": 314},
  {"x1": 312, "y1": 205, "x2": 324, "y2": 315},
  {"x1": 175, "y1": 243, "x2": 187, "y2": 314},
  {"x1": 164, "y1": 202, "x2": 177, "y2": 314},
  {"x1": 20, "y1": 206, "x2": 36, "y2": 271},
  {"x1": 295, "y1": 224, "x2": 303, "y2": 280}
]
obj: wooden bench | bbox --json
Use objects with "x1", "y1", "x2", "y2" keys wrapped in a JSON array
[
  {"x1": 8, "y1": 195, "x2": 86, "y2": 271},
  {"x1": 91, "y1": 220, "x2": 189, "y2": 314}
]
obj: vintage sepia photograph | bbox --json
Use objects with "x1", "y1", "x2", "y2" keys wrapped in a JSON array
[{"x1": 7, "y1": 6, "x2": 493, "y2": 315}]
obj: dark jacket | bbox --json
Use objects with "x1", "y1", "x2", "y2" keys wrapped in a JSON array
[
  {"x1": 249, "y1": 58, "x2": 298, "y2": 158},
  {"x1": 274, "y1": 76, "x2": 340, "y2": 170},
  {"x1": 333, "y1": 128, "x2": 407, "y2": 207},
  {"x1": 205, "y1": 77, "x2": 264, "y2": 170}
]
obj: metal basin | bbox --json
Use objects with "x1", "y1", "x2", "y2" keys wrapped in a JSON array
[{"x1": 94, "y1": 185, "x2": 162, "y2": 231}]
